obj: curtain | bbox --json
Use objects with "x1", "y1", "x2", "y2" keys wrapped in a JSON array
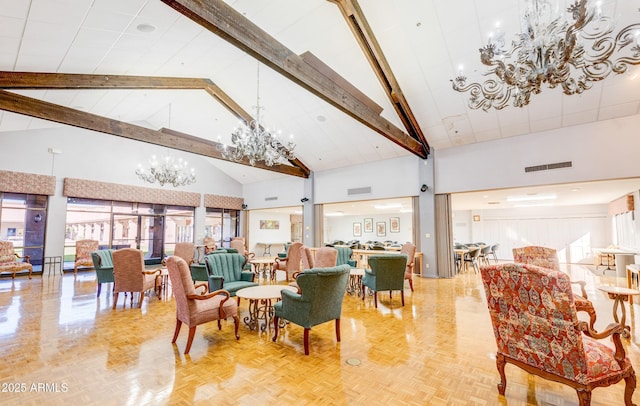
[{"x1": 435, "y1": 193, "x2": 455, "y2": 278}]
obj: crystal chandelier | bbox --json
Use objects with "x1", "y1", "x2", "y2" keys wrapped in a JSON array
[
  {"x1": 451, "y1": 0, "x2": 640, "y2": 110},
  {"x1": 135, "y1": 154, "x2": 196, "y2": 187},
  {"x1": 218, "y1": 64, "x2": 295, "y2": 166}
]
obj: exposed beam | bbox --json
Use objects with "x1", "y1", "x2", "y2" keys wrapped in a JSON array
[
  {"x1": 161, "y1": 0, "x2": 427, "y2": 159},
  {"x1": 0, "y1": 71, "x2": 310, "y2": 176},
  {"x1": 328, "y1": 0, "x2": 430, "y2": 156},
  {"x1": 0, "y1": 90, "x2": 308, "y2": 178}
]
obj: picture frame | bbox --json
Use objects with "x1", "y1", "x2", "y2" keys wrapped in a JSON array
[
  {"x1": 259, "y1": 219, "x2": 280, "y2": 230},
  {"x1": 390, "y1": 217, "x2": 400, "y2": 233},
  {"x1": 376, "y1": 221, "x2": 386, "y2": 237},
  {"x1": 353, "y1": 222, "x2": 362, "y2": 237},
  {"x1": 364, "y1": 218, "x2": 373, "y2": 233}
]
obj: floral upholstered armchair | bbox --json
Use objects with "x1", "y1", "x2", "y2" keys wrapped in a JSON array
[
  {"x1": 512, "y1": 245, "x2": 597, "y2": 330},
  {"x1": 0, "y1": 241, "x2": 32, "y2": 279},
  {"x1": 74, "y1": 239, "x2": 99, "y2": 275},
  {"x1": 480, "y1": 263, "x2": 636, "y2": 405}
]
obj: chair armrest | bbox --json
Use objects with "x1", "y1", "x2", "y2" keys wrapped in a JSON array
[
  {"x1": 143, "y1": 268, "x2": 162, "y2": 276},
  {"x1": 281, "y1": 288, "x2": 304, "y2": 302},
  {"x1": 347, "y1": 259, "x2": 357, "y2": 267},
  {"x1": 187, "y1": 288, "x2": 231, "y2": 301},
  {"x1": 571, "y1": 280, "x2": 588, "y2": 299},
  {"x1": 580, "y1": 321, "x2": 627, "y2": 363},
  {"x1": 364, "y1": 268, "x2": 375, "y2": 276},
  {"x1": 240, "y1": 271, "x2": 255, "y2": 282},
  {"x1": 292, "y1": 271, "x2": 303, "y2": 279},
  {"x1": 194, "y1": 282, "x2": 208, "y2": 294},
  {"x1": 208, "y1": 275, "x2": 224, "y2": 292}
]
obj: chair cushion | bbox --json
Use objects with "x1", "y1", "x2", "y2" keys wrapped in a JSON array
[{"x1": 218, "y1": 280, "x2": 258, "y2": 296}]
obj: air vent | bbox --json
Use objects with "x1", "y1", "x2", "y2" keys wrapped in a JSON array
[
  {"x1": 264, "y1": 196, "x2": 278, "y2": 201},
  {"x1": 525, "y1": 161, "x2": 572, "y2": 173},
  {"x1": 347, "y1": 186, "x2": 372, "y2": 195}
]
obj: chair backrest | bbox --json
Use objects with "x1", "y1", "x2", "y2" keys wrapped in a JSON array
[
  {"x1": 174, "y1": 242, "x2": 195, "y2": 263},
  {"x1": 301, "y1": 246, "x2": 314, "y2": 270},
  {"x1": 480, "y1": 262, "x2": 588, "y2": 381},
  {"x1": 204, "y1": 253, "x2": 246, "y2": 282},
  {"x1": 368, "y1": 255, "x2": 407, "y2": 290},
  {"x1": 0, "y1": 241, "x2": 17, "y2": 263},
  {"x1": 314, "y1": 247, "x2": 338, "y2": 268},
  {"x1": 76, "y1": 239, "x2": 99, "y2": 261},
  {"x1": 229, "y1": 239, "x2": 246, "y2": 255},
  {"x1": 335, "y1": 246, "x2": 353, "y2": 266},
  {"x1": 400, "y1": 243, "x2": 416, "y2": 270},
  {"x1": 282, "y1": 242, "x2": 303, "y2": 271},
  {"x1": 166, "y1": 256, "x2": 201, "y2": 324},
  {"x1": 512, "y1": 245, "x2": 560, "y2": 271},
  {"x1": 112, "y1": 248, "x2": 145, "y2": 291},
  {"x1": 296, "y1": 265, "x2": 350, "y2": 325},
  {"x1": 91, "y1": 249, "x2": 114, "y2": 269},
  {"x1": 203, "y1": 237, "x2": 217, "y2": 253}
]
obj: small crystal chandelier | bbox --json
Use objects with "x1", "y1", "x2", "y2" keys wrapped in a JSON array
[
  {"x1": 451, "y1": 0, "x2": 640, "y2": 110},
  {"x1": 218, "y1": 63, "x2": 295, "y2": 166},
  {"x1": 135, "y1": 154, "x2": 196, "y2": 187}
]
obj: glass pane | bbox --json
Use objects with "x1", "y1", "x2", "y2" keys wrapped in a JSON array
[
  {"x1": 3, "y1": 194, "x2": 27, "y2": 209},
  {"x1": 65, "y1": 211, "x2": 111, "y2": 246},
  {"x1": 67, "y1": 197, "x2": 111, "y2": 212},
  {"x1": 206, "y1": 212, "x2": 223, "y2": 247},
  {"x1": 25, "y1": 195, "x2": 47, "y2": 208},
  {"x1": 112, "y1": 215, "x2": 138, "y2": 250},
  {"x1": 112, "y1": 201, "x2": 134, "y2": 213},
  {"x1": 1, "y1": 208, "x2": 25, "y2": 244},
  {"x1": 140, "y1": 216, "x2": 163, "y2": 259}
]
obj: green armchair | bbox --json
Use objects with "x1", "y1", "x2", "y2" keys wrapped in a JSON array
[
  {"x1": 335, "y1": 246, "x2": 357, "y2": 267},
  {"x1": 272, "y1": 265, "x2": 350, "y2": 355},
  {"x1": 91, "y1": 249, "x2": 114, "y2": 297},
  {"x1": 205, "y1": 253, "x2": 258, "y2": 299},
  {"x1": 362, "y1": 255, "x2": 407, "y2": 308}
]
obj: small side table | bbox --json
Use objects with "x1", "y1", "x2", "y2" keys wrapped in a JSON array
[
  {"x1": 44, "y1": 256, "x2": 63, "y2": 276},
  {"x1": 236, "y1": 285, "x2": 297, "y2": 333},
  {"x1": 598, "y1": 286, "x2": 640, "y2": 338},
  {"x1": 347, "y1": 268, "x2": 365, "y2": 296}
]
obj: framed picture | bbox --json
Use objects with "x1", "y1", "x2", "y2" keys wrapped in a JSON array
[
  {"x1": 259, "y1": 220, "x2": 280, "y2": 230},
  {"x1": 353, "y1": 222, "x2": 362, "y2": 237},
  {"x1": 376, "y1": 221, "x2": 386, "y2": 237},
  {"x1": 364, "y1": 218, "x2": 373, "y2": 233},
  {"x1": 390, "y1": 217, "x2": 400, "y2": 233}
]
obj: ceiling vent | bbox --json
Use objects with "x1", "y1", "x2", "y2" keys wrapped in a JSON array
[
  {"x1": 347, "y1": 187, "x2": 372, "y2": 195},
  {"x1": 264, "y1": 196, "x2": 278, "y2": 201},
  {"x1": 524, "y1": 161, "x2": 572, "y2": 173}
]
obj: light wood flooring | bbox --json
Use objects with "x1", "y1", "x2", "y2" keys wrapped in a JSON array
[{"x1": 1, "y1": 262, "x2": 640, "y2": 405}]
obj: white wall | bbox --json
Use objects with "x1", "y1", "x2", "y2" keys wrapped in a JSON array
[
  {"x1": 0, "y1": 126, "x2": 243, "y2": 257},
  {"x1": 242, "y1": 176, "x2": 306, "y2": 210},
  {"x1": 324, "y1": 212, "x2": 413, "y2": 244},
  {"x1": 453, "y1": 204, "x2": 610, "y2": 264},
  {"x1": 435, "y1": 114, "x2": 640, "y2": 194},
  {"x1": 247, "y1": 210, "x2": 292, "y2": 255}
]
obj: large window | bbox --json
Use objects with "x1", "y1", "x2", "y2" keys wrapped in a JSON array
[
  {"x1": 0, "y1": 193, "x2": 47, "y2": 266},
  {"x1": 205, "y1": 208, "x2": 239, "y2": 248},
  {"x1": 65, "y1": 198, "x2": 194, "y2": 265}
]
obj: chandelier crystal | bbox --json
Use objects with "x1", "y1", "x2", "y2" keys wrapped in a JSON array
[
  {"x1": 218, "y1": 64, "x2": 295, "y2": 166},
  {"x1": 451, "y1": 0, "x2": 640, "y2": 110},
  {"x1": 135, "y1": 154, "x2": 196, "y2": 187}
]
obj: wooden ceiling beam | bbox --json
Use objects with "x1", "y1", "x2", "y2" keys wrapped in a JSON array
[
  {"x1": 160, "y1": 0, "x2": 427, "y2": 159},
  {"x1": 328, "y1": 0, "x2": 430, "y2": 156},
  {"x1": 0, "y1": 71, "x2": 310, "y2": 176},
  {"x1": 0, "y1": 90, "x2": 308, "y2": 178}
]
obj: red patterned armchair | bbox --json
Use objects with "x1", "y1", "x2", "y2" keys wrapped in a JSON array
[
  {"x1": 480, "y1": 263, "x2": 636, "y2": 405},
  {"x1": 0, "y1": 241, "x2": 32, "y2": 279},
  {"x1": 74, "y1": 239, "x2": 99, "y2": 275},
  {"x1": 512, "y1": 245, "x2": 597, "y2": 329}
]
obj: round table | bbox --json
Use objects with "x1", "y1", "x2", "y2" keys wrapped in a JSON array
[
  {"x1": 236, "y1": 285, "x2": 297, "y2": 332},
  {"x1": 598, "y1": 286, "x2": 640, "y2": 338},
  {"x1": 347, "y1": 268, "x2": 365, "y2": 296},
  {"x1": 249, "y1": 257, "x2": 276, "y2": 282}
]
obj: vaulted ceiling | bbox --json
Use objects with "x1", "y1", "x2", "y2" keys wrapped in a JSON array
[{"x1": 1, "y1": 0, "x2": 640, "y2": 185}]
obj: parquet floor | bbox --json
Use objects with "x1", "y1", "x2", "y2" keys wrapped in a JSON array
[{"x1": 1, "y1": 262, "x2": 639, "y2": 405}]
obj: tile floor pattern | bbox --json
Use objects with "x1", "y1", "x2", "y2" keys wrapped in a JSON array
[{"x1": 0, "y1": 263, "x2": 639, "y2": 405}]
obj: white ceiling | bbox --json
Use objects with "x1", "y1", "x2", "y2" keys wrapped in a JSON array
[{"x1": 1, "y1": 0, "x2": 639, "y2": 194}]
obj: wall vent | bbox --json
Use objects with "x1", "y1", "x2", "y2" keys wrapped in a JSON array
[
  {"x1": 347, "y1": 186, "x2": 372, "y2": 195},
  {"x1": 525, "y1": 161, "x2": 572, "y2": 173},
  {"x1": 264, "y1": 196, "x2": 278, "y2": 201}
]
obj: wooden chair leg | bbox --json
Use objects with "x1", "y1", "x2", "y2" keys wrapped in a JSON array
[
  {"x1": 304, "y1": 328, "x2": 310, "y2": 355},
  {"x1": 408, "y1": 278, "x2": 414, "y2": 292},
  {"x1": 335, "y1": 318, "x2": 341, "y2": 342},
  {"x1": 233, "y1": 315, "x2": 240, "y2": 340},
  {"x1": 217, "y1": 319, "x2": 222, "y2": 330},
  {"x1": 272, "y1": 316, "x2": 279, "y2": 342},
  {"x1": 373, "y1": 291, "x2": 378, "y2": 308},
  {"x1": 172, "y1": 319, "x2": 182, "y2": 343},
  {"x1": 137, "y1": 292, "x2": 143, "y2": 308},
  {"x1": 184, "y1": 326, "x2": 196, "y2": 354},
  {"x1": 401, "y1": 290, "x2": 405, "y2": 306},
  {"x1": 97, "y1": 283, "x2": 102, "y2": 297},
  {"x1": 112, "y1": 292, "x2": 119, "y2": 309}
]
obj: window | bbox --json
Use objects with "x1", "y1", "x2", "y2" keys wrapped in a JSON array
[
  {"x1": 0, "y1": 193, "x2": 48, "y2": 266},
  {"x1": 205, "y1": 208, "x2": 239, "y2": 248}
]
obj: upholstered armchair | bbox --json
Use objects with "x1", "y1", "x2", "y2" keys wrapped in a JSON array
[
  {"x1": 74, "y1": 239, "x2": 99, "y2": 275},
  {"x1": 273, "y1": 242, "x2": 303, "y2": 282},
  {"x1": 91, "y1": 249, "x2": 114, "y2": 297},
  {"x1": 204, "y1": 252, "x2": 258, "y2": 299},
  {"x1": 480, "y1": 262, "x2": 636, "y2": 405},
  {"x1": 0, "y1": 241, "x2": 32, "y2": 279},
  {"x1": 362, "y1": 254, "x2": 408, "y2": 308},
  {"x1": 512, "y1": 245, "x2": 597, "y2": 329},
  {"x1": 272, "y1": 264, "x2": 350, "y2": 355},
  {"x1": 335, "y1": 246, "x2": 357, "y2": 267},
  {"x1": 166, "y1": 256, "x2": 239, "y2": 354},
  {"x1": 111, "y1": 248, "x2": 162, "y2": 309},
  {"x1": 400, "y1": 243, "x2": 416, "y2": 291},
  {"x1": 293, "y1": 246, "x2": 338, "y2": 292},
  {"x1": 203, "y1": 237, "x2": 217, "y2": 254}
]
